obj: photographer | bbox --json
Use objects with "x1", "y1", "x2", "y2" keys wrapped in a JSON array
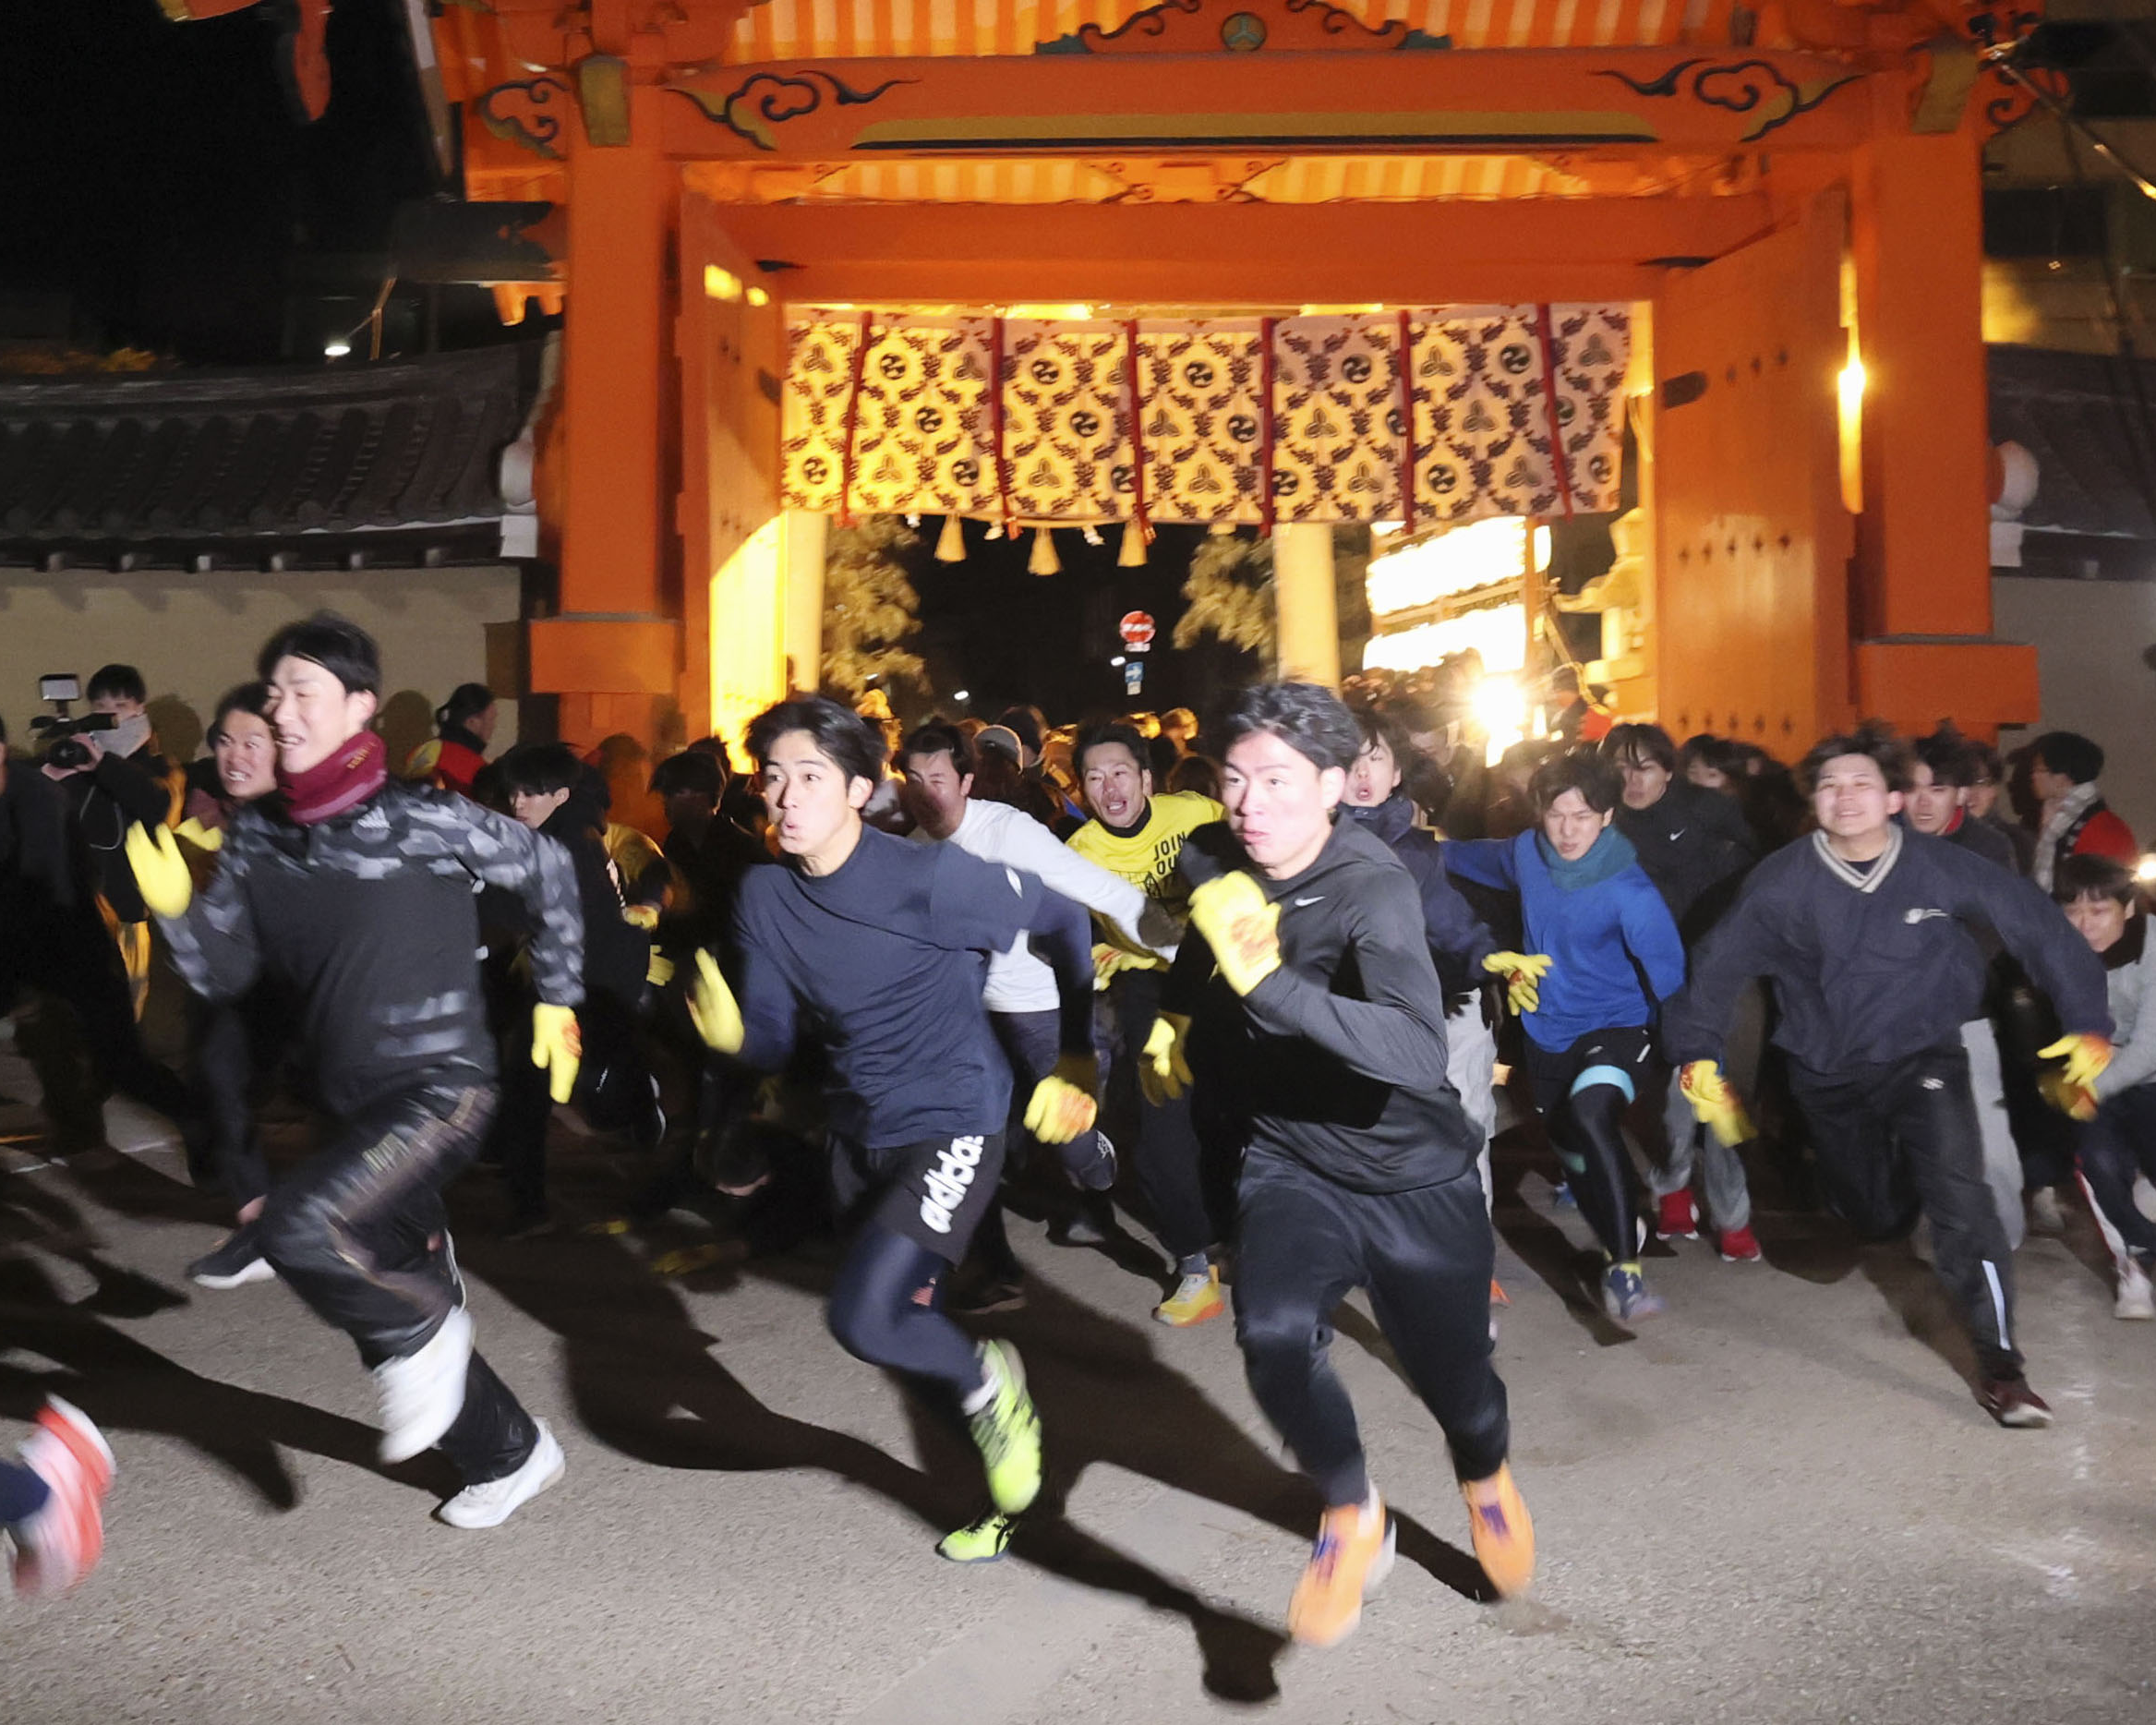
[
  {"x1": 39, "y1": 665, "x2": 183, "y2": 1010},
  {"x1": 0, "y1": 712, "x2": 199, "y2": 1154}
]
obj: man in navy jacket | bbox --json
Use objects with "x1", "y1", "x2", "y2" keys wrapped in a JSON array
[{"x1": 1665, "y1": 726, "x2": 2110, "y2": 1428}]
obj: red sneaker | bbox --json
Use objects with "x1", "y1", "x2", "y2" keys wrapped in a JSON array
[
  {"x1": 1656, "y1": 1190, "x2": 1698, "y2": 1240},
  {"x1": 1717, "y1": 1224, "x2": 1763, "y2": 1262},
  {"x1": 10, "y1": 1398, "x2": 114, "y2": 1596}
]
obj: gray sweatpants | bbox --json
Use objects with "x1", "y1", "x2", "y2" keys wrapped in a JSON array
[
  {"x1": 1447, "y1": 1000, "x2": 1499, "y2": 1214},
  {"x1": 1961, "y1": 1018, "x2": 2029, "y2": 1253},
  {"x1": 1644, "y1": 978, "x2": 1762, "y2": 1232}
]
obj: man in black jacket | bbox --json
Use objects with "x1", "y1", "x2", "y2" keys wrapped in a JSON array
[
  {"x1": 1666, "y1": 726, "x2": 2111, "y2": 1428},
  {"x1": 44, "y1": 665, "x2": 181, "y2": 1011},
  {"x1": 1, "y1": 715, "x2": 199, "y2": 1154},
  {"x1": 1163, "y1": 682, "x2": 1531, "y2": 1650},
  {"x1": 128, "y1": 614, "x2": 584, "y2": 1528},
  {"x1": 493, "y1": 742, "x2": 660, "y2": 1233},
  {"x1": 1603, "y1": 722, "x2": 1761, "y2": 1256}
]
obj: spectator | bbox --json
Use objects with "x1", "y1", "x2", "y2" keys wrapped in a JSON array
[
  {"x1": 1966, "y1": 740, "x2": 2037, "y2": 876},
  {"x1": 404, "y1": 682, "x2": 498, "y2": 799},
  {"x1": 1545, "y1": 666, "x2": 1611, "y2": 744},
  {"x1": 2029, "y1": 730, "x2": 2137, "y2": 891}
]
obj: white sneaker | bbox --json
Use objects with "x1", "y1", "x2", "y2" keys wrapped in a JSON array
[
  {"x1": 2115, "y1": 1260, "x2": 2156, "y2": 1321},
  {"x1": 2030, "y1": 1187, "x2": 2067, "y2": 1235},
  {"x1": 376, "y1": 1306, "x2": 473, "y2": 1464},
  {"x1": 438, "y1": 1422, "x2": 564, "y2": 1529}
]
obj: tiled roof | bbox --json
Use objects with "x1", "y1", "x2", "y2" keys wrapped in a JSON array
[
  {"x1": 1989, "y1": 344, "x2": 2156, "y2": 543},
  {"x1": 0, "y1": 344, "x2": 539, "y2": 563}
]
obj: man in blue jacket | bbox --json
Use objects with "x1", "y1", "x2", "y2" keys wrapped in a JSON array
[
  {"x1": 1665, "y1": 726, "x2": 2111, "y2": 1428},
  {"x1": 1447, "y1": 751, "x2": 1687, "y2": 1323}
]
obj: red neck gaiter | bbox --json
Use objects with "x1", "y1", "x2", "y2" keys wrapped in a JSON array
[{"x1": 278, "y1": 730, "x2": 388, "y2": 826}]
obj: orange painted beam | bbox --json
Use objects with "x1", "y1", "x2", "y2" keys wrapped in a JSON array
[
  {"x1": 558, "y1": 84, "x2": 670, "y2": 621},
  {"x1": 663, "y1": 50, "x2": 1880, "y2": 162},
  {"x1": 1853, "y1": 640, "x2": 2040, "y2": 731},
  {"x1": 1850, "y1": 129, "x2": 1992, "y2": 639},
  {"x1": 717, "y1": 196, "x2": 1774, "y2": 306},
  {"x1": 528, "y1": 617, "x2": 683, "y2": 695}
]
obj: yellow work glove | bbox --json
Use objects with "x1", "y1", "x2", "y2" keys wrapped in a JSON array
[
  {"x1": 2039, "y1": 1032, "x2": 2114, "y2": 1092},
  {"x1": 2039, "y1": 1068, "x2": 2099, "y2": 1123},
  {"x1": 1024, "y1": 1053, "x2": 1100, "y2": 1145},
  {"x1": 531, "y1": 1003, "x2": 583, "y2": 1105},
  {"x1": 1186, "y1": 872, "x2": 1282, "y2": 996},
  {"x1": 622, "y1": 902, "x2": 660, "y2": 932},
  {"x1": 1092, "y1": 942, "x2": 1146, "y2": 991},
  {"x1": 1140, "y1": 1011, "x2": 1194, "y2": 1106},
  {"x1": 175, "y1": 815, "x2": 223, "y2": 853},
  {"x1": 1482, "y1": 950, "x2": 1553, "y2": 1015},
  {"x1": 124, "y1": 822, "x2": 193, "y2": 919},
  {"x1": 646, "y1": 948, "x2": 675, "y2": 988},
  {"x1": 688, "y1": 949, "x2": 745, "y2": 1055},
  {"x1": 1679, "y1": 1059, "x2": 1754, "y2": 1149}
]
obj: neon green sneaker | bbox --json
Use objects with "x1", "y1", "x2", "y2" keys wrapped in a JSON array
[
  {"x1": 936, "y1": 1512, "x2": 1017, "y2": 1563},
  {"x1": 967, "y1": 1340, "x2": 1042, "y2": 1514}
]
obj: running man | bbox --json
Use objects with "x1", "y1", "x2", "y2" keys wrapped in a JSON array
[
  {"x1": 686, "y1": 696, "x2": 1098, "y2": 1563},
  {"x1": 1164, "y1": 682, "x2": 1530, "y2": 1647},
  {"x1": 1602, "y1": 721, "x2": 1761, "y2": 1259},
  {"x1": 1066, "y1": 722, "x2": 1226, "y2": 1324},
  {"x1": 900, "y1": 720, "x2": 1174, "y2": 1305},
  {"x1": 1339, "y1": 706, "x2": 1508, "y2": 1200},
  {"x1": 1665, "y1": 725, "x2": 2111, "y2": 1427},
  {"x1": 126, "y1": 613, "x2": 580, "y2": 1526},
  {"x1": 1446, "y1": 751, "x2": 1688, "y2": 1321}
]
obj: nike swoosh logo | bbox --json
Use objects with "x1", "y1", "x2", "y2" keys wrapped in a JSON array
[
  {"x1": 1668, "y1": 829, "x2": 1686, "y2": 840},
  {"x1": 1293, "y1": 895, "x2": 1325, "y2": 907}
]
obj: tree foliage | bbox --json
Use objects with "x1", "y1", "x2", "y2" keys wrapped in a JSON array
[
  {"x1": 821, "y1": 515, "x2": 925, "y2": 698},
  {"x1": 1174, "y1": 530, "x2": 1276, "y2": 663},
  {"x1": 1173, "y1": 525, "x2": 1373, "y2": 672}
]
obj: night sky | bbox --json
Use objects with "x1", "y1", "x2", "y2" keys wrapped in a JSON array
[
  {"x1": 2, "y1": 0, "x2": 431, "y2": 363},
  {"x1": 0, "y1": 1, "x2": 1227, "y2": 720}
]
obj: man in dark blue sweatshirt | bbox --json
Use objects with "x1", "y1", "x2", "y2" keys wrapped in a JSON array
[
  {"x1": 685, "y1": 696, "x2": 1099, "y2": 1565},
  {"x1": 1664, "y1": 726, "x2": 2112, "y2": 1428}
]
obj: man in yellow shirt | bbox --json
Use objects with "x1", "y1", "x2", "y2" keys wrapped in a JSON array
[{"x1": 1067, "y1": 721, "x2": 1225, "y2": 1323}]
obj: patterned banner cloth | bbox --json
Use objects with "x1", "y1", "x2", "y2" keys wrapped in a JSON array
[{"x1": 781, "y1": 306, "x2": 1630, "y2": 527}]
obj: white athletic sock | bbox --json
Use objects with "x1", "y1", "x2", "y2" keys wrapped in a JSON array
[{"x1": 960, "y1": 1348, "x2": 998, "y2": 1417}]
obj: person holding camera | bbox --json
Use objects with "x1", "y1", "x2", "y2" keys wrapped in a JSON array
[
  {"x1": 1, "y1": 703, "x2": 199, "y2": 1158},
  {"x1": 40, "y1": 665, "x2": 184, "y2": 1016}
]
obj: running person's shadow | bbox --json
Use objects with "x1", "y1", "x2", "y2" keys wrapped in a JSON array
[
  {"x1": 957, "y1": 1274, "x2": 1498, "y2": 1667},
  {"x1": 457, "y1": 1217, "x2": 1305, "y2": 1703},
  {"x1": 0, "y1": 1177, "x2": 453, "y2": 1509}
]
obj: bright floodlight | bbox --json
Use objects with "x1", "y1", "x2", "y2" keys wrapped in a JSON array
[
  {"x1": 2137, "y1": 854, "x2": 2156, "y2": 883},
  {"x1": 323, "y1": 339, "x2": 352, "y2": 357},
  {"x1": 954, "y1": 690, "x2": 970, "y2": 703}
]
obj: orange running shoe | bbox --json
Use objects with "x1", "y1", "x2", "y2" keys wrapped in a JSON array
[
  {"x1": 1461, "y1": 1463, "x2": 1535, "y2": 1598},
  {"x1": 1286, "y1": 1495, "x2": 1394, "y2": 1647}
]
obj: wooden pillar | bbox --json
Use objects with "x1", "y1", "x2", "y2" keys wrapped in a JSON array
[
  {"x1": 781, "y1": 510, "x2": 829, "y2": 694},
  {"x1": 1850, "y1": 130, "x2": 1990, "y2": 639},
  {"x1": 1846, "y1": 128, "x2": 2039, "y2": 729},
  {"x1": 529, "y1": 79, "x2": 681, "y2": 752},
  {"x1": 1273, "y1": 524, "x2": 1340, "y2": 686}
]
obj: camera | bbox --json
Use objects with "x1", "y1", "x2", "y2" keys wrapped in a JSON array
[{"x1": 28, "y1": 674, "x2": 115, "y2": 771}]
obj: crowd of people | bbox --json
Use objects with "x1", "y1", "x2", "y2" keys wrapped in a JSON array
[{"x1": 0, "y1": 619, "x2": 2148, "y2": 1653}]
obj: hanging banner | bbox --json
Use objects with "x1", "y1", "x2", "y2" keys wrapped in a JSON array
[{"x1": 782, "y1": 305, "x2": 1631, "y2": 527}]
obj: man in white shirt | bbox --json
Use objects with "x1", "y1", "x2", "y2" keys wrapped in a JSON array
[{"x1": 900, "y1": 721, "x2": 1174, "y2": 1307}]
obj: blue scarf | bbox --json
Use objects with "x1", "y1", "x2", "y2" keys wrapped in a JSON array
[{"x1": 1535, "y1": 823, "x2": 1637, "y2": 890}]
